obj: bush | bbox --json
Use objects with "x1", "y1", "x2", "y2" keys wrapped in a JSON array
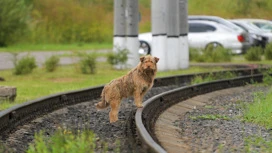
[
  {"x1": 44, "y1": 55, "x2": 60, "y2": 72},
  {"x1": 264, "y1": 42, "x2": 272, "y2": 60},
  {"x1": 78, "y1": 52, "x2": 96, "y2": 74},
  {"x1": 107, "y1": 48, "x2": 129, "y2": 66},
  {"x1": 13, "y1": 55, "x2": 37, "y2": 75},
  {"x1": 244, "y1": 46, "x2": 263, "y2": 61},
  {"x1": 0, "y1": 0, "x2": 31, "y2": 46},
  {"x1": 189, "y1": 46, "x2": 232, "y2": 63}
]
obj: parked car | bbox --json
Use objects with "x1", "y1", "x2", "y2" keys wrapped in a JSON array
[
  {"x1": 230, "y1": 19, "x2": 272, "y2": 43},
  {"x1": 188, "y1": 15, "x2": 251, "y2": 43},
  {"x1": 230, "y1": 20, "x2": 268, "y2": 48},
  {"x1": 139, "y1": 20, "x2": 251, "y2": 55}
]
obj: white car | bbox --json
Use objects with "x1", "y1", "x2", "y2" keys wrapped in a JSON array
[
  {"x1": 230, "y1": 19, "x2": 272, "y2": 43},
  {"x1": 139, "y1": 20, "x2": 251, "y2": 55}
]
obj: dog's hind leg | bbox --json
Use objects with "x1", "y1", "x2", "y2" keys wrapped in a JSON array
[{"x1": 109, "y1": 99, "x2": 121, "y2": 123}]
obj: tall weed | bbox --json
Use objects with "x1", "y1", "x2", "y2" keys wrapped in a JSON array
[
  {"x1": 264, "y1": 42, "x2": 272, "y2": 60},
  {"x1": 244, "y1": 46, "x2": 263, "y2": 61},
  {"x1": 13, "y1": 55, "x2": 37, "y2": 75},
  {"x1": 27, "y1": 129, "x2": 96, "y2": 153},
  {"x1": 44, "y1": 55, "x2": 60, "y2": 72}
]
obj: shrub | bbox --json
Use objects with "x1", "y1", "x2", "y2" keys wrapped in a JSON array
[
  {"x1": 264, "y1": 42, "x2": 272, "y2": 60},
  {"x1": 13, "y1": 55, "x2": 37, "y2": 75},
  {"x1": 244, "y1": 46, "x2": 263, "y2": 61},
  {"x1": 107, "y1": 48, "x2": 129, "y2": 67},
  {"x1": 78, "y1": 52, "x2": 96, "y2": 74},
  {"x1": 203, "y1": 46, "x2": 232, "y2": 62},
  {"x1": 44, "y1": 55, "x2": 60, "y2": 72},
  {"x1": 189, "y1": 46, "x2": 232, "y2": 63}
]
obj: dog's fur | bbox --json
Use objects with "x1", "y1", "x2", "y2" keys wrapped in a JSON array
[{"x1": 95, "y1": 55, "x2": 159, "y2": 123}]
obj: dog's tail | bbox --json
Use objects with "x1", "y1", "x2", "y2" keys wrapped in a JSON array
[{"x1": 95, "y1": 90, "x2": 109, "y2": 110}]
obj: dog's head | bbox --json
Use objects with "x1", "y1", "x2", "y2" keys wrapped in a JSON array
[{"x1": 139, "y1": 55, "x2": 159, "y2": 72}]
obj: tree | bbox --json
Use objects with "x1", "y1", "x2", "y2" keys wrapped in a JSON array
[{"x1": 0, "y1": 0, "x2": 31, "y2": 46}]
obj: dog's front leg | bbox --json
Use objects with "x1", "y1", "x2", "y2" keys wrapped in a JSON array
[{"x1": 134, "y1": 90, "x2": 143, "y2": 108}]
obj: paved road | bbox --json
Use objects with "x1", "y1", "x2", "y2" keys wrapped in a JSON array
[{"x1": 0, "y1": 50, "x2": 109, "y2": 70}]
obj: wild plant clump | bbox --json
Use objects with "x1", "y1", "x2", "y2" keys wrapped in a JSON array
[
  {"x1": 189, "y1": 46, "x2": 232, "y2": 63},
  {"x1": 78, "y1": 52, "x2": 97, "y2": 74},
  {"x1": 13, "y1": 55, "x2": 37, "y2": 75},
  {"x1": 264, "y1": 42, "x2": 272, "y2": 60},
  {"x1": 107, "y1": 48, "x2": 129, "y2": 67},
  {"x1": 44, "y1": 55, "x2": 60, "y2": 72},
  {"x1": 244, "y1": 46, "x2": 263, "y2": 61}
]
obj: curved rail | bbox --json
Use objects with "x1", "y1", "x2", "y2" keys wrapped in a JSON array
[
  {"x1": 135, "y1": 74, "x2": 265, "y2": 153},
  {"x1": 0, "y1": 66, "x2": 268, "y2": 140}
]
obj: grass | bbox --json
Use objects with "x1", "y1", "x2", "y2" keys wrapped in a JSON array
[
  {"x1": 242, "y1": 89, "x2": 272, "y2": 129},
  {"x1": 190, "y1": 114, "x2": 231, "y2": 121},
  {"x1": 26, "y1": 128, "x2": 97, "y2": 153},
  {"x1": 0, "y1": 43, "x2": 112, "y2": 52},
  {"x1": 0, "y1": 62, "x2": 227, "y2": 111}
]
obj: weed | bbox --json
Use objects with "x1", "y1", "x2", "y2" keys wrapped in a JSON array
[
  {"x1": 189, "y1": 46, "x2": 232, "y2": 63},
  {"x1": 27, "y1": 128, "x2": 96, "y2": 153},
  {"x1": 13, "y1": 54, "x2": 37, "y2": 75},
  {"x1": 190, "y1": 114, "x2": 231, "y2": 121},
  {"x1": 243, "y1": 90, "x2": 272, "y2": 129},
  {"x1": 77, "y1": 52, "x2": 97, "y2": 74},
  {"x1": 244, "y1": 46, "x2": 263, "y2": 61},
  {"x1": 262, "y1": 68, "x2": 272, "y2": 85},
  {"x1": 244, "y1": 135, "x2": 272, "y2": 152},
  {"x1": 264, "y1": 42, "x2": 272, "y2": 60},
  {"x1": 44, "y1": 55, "x2": 60, "y2": 72},
  {"x1": 191, "y1": 71, "x2": 237, "y2": 84},
  {"x1": 107, "y1": 48, "x2": 129, "y2": 67}
]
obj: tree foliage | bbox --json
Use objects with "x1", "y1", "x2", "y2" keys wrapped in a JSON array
[{"x1": 0, "y1": 0, "x2": 31, "y2": 46}]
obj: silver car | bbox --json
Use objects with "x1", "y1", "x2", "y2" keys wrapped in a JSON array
[
  {"x1": 230, "y1": 19, "x2": 272, "y2": 43},
  {"x1": 230, "y1": 20, "x2": 268, "y2": 48},
  {"x1": 139, "y1": 20, "x2": 251, "y2": 55}
]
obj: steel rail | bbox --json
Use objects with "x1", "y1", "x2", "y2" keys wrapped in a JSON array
[
  {"x1": 135, "y1": 74, "x2": 265, "y2": 153},
  {"x1": 0, "y1": 66, "x2": 268, "y2": 141}
]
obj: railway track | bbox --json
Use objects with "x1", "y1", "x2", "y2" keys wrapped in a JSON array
[{"x1": 0, "y1": 65, "x2": 270, "y2": 152}]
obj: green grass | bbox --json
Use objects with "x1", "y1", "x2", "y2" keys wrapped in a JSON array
[
  {"x1": 0, "y1": 43, "x2": 112, "y2": 52},
  {"x1": 190, "y1": 114, "x2": 231, "y2": 121},
  {"x1": 27, "y1": 129, "x2": 97, "y2": 153},
  {"x1": 242, "y1": 89, "x2": 272, "y2": 129},
  {"x1": 0, "y1": 63, "x2": 226, "y2": 111}
]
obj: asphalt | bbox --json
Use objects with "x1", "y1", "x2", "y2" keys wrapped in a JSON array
[{"x1": 0, "y1": 50, "x2": 109, "y2": 70}]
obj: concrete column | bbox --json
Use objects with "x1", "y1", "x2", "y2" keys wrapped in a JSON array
[
  {"x1": 113, "y1": 0, "x2": 126, "y2": 69},
  {"x1": 152, "y1": 0, "x2": 167, "y2": 71},
  {"x1": 126, "y1": 0, "x2": 139, "y2": 68},
  {"x1": 179, "y1": 0, "x2": 189, "y2": 69},
  {"x1": 166, "y1": 0, "x2": 180, "y2": 70}
]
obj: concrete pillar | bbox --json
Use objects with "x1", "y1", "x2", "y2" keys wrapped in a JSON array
[
  {"x1": 126, "y1": 0, "x2": 139, "y2": 68},
  {"x1": 113, "y1": 0, "x2": 126, "y2": 69},
  {"x1": 151, "y1": 0, "x2": 167, "y2": 71},
  {"x1": 179, "y1": 0, "x2": 189, "y2": 69},
  {"x1": 166, "y1": 0, "x2": 180, "y2": 70}
]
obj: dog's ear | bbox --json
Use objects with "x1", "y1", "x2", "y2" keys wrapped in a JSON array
[
  {"x1": 154, "y1": 57, "x2": 159, "y2": 63},
  {"x1": 140, "y1": 56, "x2": 145, "y2": 62}
]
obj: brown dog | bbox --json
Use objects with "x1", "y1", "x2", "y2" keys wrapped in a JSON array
[{"x1": 95, "y1": 55, "x2": 159, "y2": 123}]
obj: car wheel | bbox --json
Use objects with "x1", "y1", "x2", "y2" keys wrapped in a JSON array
[
  {"x1": 205, "y1": 42, "x2": 223, "y2": 51},
  {"x1": 139, "y1": 41, "x2": 151, "y2": 56}
]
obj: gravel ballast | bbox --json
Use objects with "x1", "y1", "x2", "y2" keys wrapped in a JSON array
[{"x1": 177, "y1": 85, "x2": 272, "y2": 153}]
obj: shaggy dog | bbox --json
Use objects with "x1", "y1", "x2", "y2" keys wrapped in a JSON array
[{"x1": 95, "y1": 55, "x2": 159, "y2": 123}]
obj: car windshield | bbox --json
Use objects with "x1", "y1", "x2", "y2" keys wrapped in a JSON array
[{"x1": 252, "y1": 21, "x2": 272, "y2": 31}]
